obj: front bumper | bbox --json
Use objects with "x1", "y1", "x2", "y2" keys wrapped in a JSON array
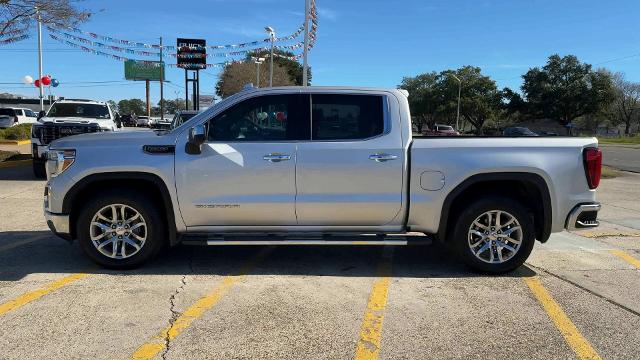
[
  {"x1": 45, "y1": 210, "x2": 71, "y2": 241},
  {"x1": 565, "y1": 203, "x2": 601, "y2": 231}
]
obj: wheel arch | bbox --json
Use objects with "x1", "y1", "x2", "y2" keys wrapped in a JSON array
[
  {"x1": 437, "y1": 172, "x2": 552, "y2": 243},
  {"x1": 63, "y1": 172, "x2": 178, "y2": 245}
]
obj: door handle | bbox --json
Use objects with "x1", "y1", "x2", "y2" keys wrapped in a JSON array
[
  {"x1": 369, "y1": 153, "x2": 398, "y2": 162},
  {"x1": 263, "y1": 153, "x2": 291, "y2": 162}
]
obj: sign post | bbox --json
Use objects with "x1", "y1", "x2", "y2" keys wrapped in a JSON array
[{"x1": 177, "y1": 38, "x2": 206, "y2": 110}]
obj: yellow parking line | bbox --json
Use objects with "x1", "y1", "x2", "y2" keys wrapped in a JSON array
[
  {"x1": 0, "y1": 273, "x2": 88, "y2": 316},
  {"x1": 132, "y1": 248, "x2": 271, "y2": 360},
  {"x1": 609, "y1": 249, "x2": 640, "y2": 269},
  {"x1": 524, "y1": 277, "x2": 602, "y2": 360},
  {"x1": 354, "y1": 248, "x2": 394, "y2": 360}
]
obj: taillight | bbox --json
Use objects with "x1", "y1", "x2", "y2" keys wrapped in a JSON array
[{"x1": 583, "y1": 148, "x2": 602, "y2": 189}]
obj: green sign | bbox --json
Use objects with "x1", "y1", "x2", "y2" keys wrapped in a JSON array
[{"x1": 124, "y1": 60, "x2": 164, "y2": 81}]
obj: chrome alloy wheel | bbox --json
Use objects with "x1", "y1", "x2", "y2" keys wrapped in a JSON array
[
  {"x1": 468, "y1": 210, "x2": 523, "y2": 264},
  {"x1": 89, "y1": 204, "x2": 147, "y2": 259}
]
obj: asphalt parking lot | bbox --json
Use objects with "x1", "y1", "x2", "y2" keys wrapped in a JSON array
[{"x1": 0, "y1": 164, "x2": 639, "y2": 360}]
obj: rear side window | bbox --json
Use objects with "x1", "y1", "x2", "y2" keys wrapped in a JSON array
[{"x1": 311, "y1": 94, "x2": 384, "y2": 140}]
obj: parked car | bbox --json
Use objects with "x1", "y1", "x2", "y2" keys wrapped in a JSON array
[
  {"x1": 154, "y1": 115, "x2": 173, "y2": 130},
  {"x1": 31, "y1": 99, "x2": 119, "y2": 178},
  {"x1": 43, "y1": 86, "x2": 602, "y2": 273},
  {"x1": 0, "y1": 107, "x2": 38, "y2": 127},
  {"x1": 537, "y1": 130, "x2": 559, "y2": 136},
  {"x1": 423, "y1": 124, "x2": 459, "y2": 136},
  {"x1": 120, "y1": 114, "x2": 137, "y2": 127},
  {"x1": 503, "y1": 127, "x2": 539, "y2": 137},
  {"x1": 136, "y1": 116, "x2": 150, "y2": 127},
  {"x1": 0, "y1": 115, "x2": 14, "y2": 129}
]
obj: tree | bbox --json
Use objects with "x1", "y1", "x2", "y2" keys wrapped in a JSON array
[
  {"x1": 246, "y1": 50, "x2": 311, "y2": 86},
  {"x1": 440, "y1": 66, "x2": 502, "y2": 135},
  {"x1": 117, "y1": 99, "x2": 145, "y2": 116},
  {"x1": 215, "y1": 61, "x2": 295, "y2": 98},
  {"x1": 1, "y1": 0, "x2": 91, "y2": 36},
  {"x1": 521, "y1": 54, "x2": 615, "y2": 133},
  {"x1": 611, "y1": 72, "x2": 640, "y2": 135},
  {"x1": 398, "y1": 72, "x2": 439, "y2": 132}
]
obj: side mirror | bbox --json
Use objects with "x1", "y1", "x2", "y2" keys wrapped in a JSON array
[
  {"x1": 38, "y1": 110, "x2": 45, "y2": 119},
  {"x1": 186, "y1": 124, "x2": 206, "y2": 154}
]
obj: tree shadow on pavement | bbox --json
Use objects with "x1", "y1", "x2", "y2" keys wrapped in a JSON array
[{"x1": 0, "y1": 230, "x2": 537, "y2": 282}]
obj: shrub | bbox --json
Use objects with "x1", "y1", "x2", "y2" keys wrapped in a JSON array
[{"x1": 0, "y1": 123, "x2": 32, "y2": 140}]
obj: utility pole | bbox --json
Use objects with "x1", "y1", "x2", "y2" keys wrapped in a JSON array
[
  {"x1": 302, "y1": 0, "x2": 310, "y2": 86},
  {"x1": 35, "y1": 6, "x2": 44, "y2": 111},
  {"x1": 159, "y1": 36, "x2": 164, "y2": 119},
  {"x1": 450, "y1": 73, "x2": 462, "y2": 131},
  {"x1": 145, "y1": 79, "x2": 151, "y2": 117},
  {"x1": 265, "y1": 26, "x2": 275, "y2": 87}
]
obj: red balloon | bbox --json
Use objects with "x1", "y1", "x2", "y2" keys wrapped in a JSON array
[
  {"x1": 41, "y1": 76, "x2": 51, "y2": 86},
  {"x1": 34, "y1": 79, "x2": 41, "y2": 87}
]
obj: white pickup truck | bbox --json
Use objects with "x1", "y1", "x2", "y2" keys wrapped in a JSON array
[
  {"x1": 31, "y1": 99, "x2": 120, "y2": 178},
  {"x1": 42, "y1": 86, "x2": 602, "y2": 273}
]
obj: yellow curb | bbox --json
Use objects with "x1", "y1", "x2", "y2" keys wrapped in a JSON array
[
  {"x1": 0, "y1": 159, "x2": 32, "y2": 169},
  {"x1": 0, "y1": 139, "x2": 30, "y2": 145}
]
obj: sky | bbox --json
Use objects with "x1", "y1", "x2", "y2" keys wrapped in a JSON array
[{"x1": 1, "y1": 0, "x2": 640, "y2": 105}]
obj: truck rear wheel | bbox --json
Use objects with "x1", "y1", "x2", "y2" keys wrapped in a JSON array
[
  {"x1": 450, "y1": 196, "x2": 535, "y2": 273},
  {"x1": 77, "y1": 190, "x2": 165, "y2": 269},
  {"x1": 32, "y1": 159, "x2": 46, "y2": 179}
]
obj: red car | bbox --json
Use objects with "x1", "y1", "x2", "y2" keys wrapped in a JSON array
[{"x1": 423, "y1": 124, "x2": 459, "y2": 136}]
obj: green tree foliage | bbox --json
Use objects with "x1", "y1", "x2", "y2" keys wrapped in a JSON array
[
  {"x1": 117, "y1": 99, "x2": 145, "y2": 116},
  {"x1": 215, "y1": 61, "x2": 295, "y2": 98},
  {"x1": 399, "y1": 66, "x2": 503, "y2": 134},
  {"x1": 521, "y1": 55, "x2": 615, "y2": 130},
  {"x1": 610, "y1": 72, "x2": 640, "y2": 135},
  {"x1": 157, "y1": 99, "x2": 190, "y2": 114},
  {"x1": 246, "y1": 50, "x2": 311, "y2": 86}
]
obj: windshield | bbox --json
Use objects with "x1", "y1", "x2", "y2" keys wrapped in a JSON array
[{"x1": 47, "y1": 103, "x2": 110, "y2": 119}]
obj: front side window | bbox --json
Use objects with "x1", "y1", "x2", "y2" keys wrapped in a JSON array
[
  {"x1": 47, "y1": 103, "x2": 110, "y2": 119},
  {"x1": 311, "y1": 94, "x2": 384, "y2": 140},
  {"x1": 208, "y1": 94, "x2": 307, "y2": 142},
  {"x1": 24, "y1": 109, "x2": 37, "y2": 117}
]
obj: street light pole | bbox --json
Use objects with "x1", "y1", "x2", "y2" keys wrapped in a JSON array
[
  {"x1": 159, "y1": 36, "x2": 164, "y2": 120},
  {"x1": 35, "y1": 6, "x2": 44, "y2": 111},
  {"x1": 265, "y1": 26, "x2": 275, "y2": 87},
  {"x1": 252, "y1": 57, "x2": 265, "y2": 88},
  {"x1": 450, "y1": 73, "x2": 462, "y2": 131}
]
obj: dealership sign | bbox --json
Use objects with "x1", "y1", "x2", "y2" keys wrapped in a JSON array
[
  {"x1": 124, "y1": 60, "x2": 164, "y2": 81},
  {"x1": 177, "y1": 38, "x2": 207, "y2": 70}
]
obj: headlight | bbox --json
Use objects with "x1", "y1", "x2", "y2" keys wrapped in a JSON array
[{"x1": 46, "y1": 149, "x2": 76, "y2": 177}]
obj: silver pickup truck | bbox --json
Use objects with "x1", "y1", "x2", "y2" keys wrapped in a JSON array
[{"x1": 43, "y1": 86, "x2": 602, "y2": 273}]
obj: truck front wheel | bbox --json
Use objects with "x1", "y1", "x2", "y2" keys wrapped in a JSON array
[
  {"x1": 77, "y1": 190, "x2": 165, "y2": 269},
  {"x1": 450, "y1": 196, "x2": 535, "y2": 273}
]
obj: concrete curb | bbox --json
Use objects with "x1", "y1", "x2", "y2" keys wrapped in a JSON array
[
  {"x1": 0, "y1": 159, "x2": 31, "y2": 169},
  {"x1": 0, "y1": 140, "x2": 30, "y2": 145}
]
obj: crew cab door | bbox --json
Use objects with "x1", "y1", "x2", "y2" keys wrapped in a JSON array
[
  {"x1": 295, "y1": 93, "x2": 405, "y2": 226},
  {"x1": 175, "y1": 94, "x2": 309, "y2": 227}
]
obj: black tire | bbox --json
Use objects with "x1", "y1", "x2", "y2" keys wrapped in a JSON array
[
  {"x1": 32, "y1": 159, "x2": 46, "y2": 179},
  {"x1": 449, "y1": 196, "x2": 535, "y2": 274},
  {"x1": 77, "y1": 189, "x2": 165, "y2": 269}
]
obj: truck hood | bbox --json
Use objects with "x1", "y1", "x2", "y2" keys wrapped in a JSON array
[{"x1": 50, "y1": 130, "x2": 176, "y2": 149}]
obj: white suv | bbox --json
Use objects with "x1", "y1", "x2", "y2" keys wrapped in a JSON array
[
  {"x1": 31, "y1": 99, "x2": 119, "y2": 178},
  {"x1": 0, "y1": 107, "x2": 38, "y2": 128}
]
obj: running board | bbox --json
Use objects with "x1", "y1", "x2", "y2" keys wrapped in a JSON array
[{"x1": 181, "y1": 234, "x2": 432, "y2": 246}]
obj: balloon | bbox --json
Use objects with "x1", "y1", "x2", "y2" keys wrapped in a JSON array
[
  {"x1": 34, "y1": 79, "x2": 41, "y2": 87},
  {"x1": 41, "y1": 76, "x2": 51, "y2": 86},
  {"x1": 51, "y1": 78, "x2": 59, "y2": 87},
  {"x1": 23, "y1": 75, "x2": 34, "y2": 84}
]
